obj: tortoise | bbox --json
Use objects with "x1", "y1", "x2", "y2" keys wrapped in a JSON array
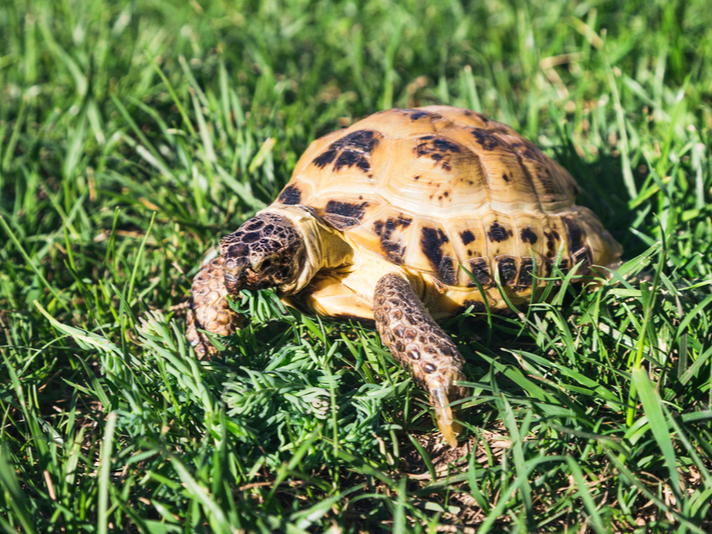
[{"x1": 186, "y1": 105, "x2": 622, "y2": 447}]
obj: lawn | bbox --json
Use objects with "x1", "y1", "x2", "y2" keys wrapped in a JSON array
[{"x1": 1, "y1": 0, "x2": 712, "y2": 532}]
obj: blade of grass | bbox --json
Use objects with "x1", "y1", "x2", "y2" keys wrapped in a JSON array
[
  {"x1": 631, "y1": 367, "x2": 683, "y2": 504},
  {"x1": 97, "y1": 411, "x2": 117, "y2": 534}
]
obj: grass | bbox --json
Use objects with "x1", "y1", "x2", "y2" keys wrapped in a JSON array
[{"x1": 1, "y1": 0, "x2": 712, "y2": 531}]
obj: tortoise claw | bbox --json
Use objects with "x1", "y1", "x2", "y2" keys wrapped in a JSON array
[{"x1": 432, "y1": 386, "x2": 461, "y2": 448}]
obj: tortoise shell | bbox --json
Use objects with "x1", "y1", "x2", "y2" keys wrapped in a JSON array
[{"x1": 274, "y1": 106, "x2": 622, "y2": 318}]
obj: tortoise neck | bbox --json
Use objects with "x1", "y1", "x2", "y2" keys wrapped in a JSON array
[{"x1": 258, "y1": 204, "x2": 353, "y2": 294}]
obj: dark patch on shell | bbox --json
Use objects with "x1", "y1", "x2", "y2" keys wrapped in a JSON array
[
  {"x1": 544, "y1": 229, "x2": 560, "y2": 255},
  {"x1": 433, "y1": 138, "x2": 461, "y2": 153},
  {"x1": 414, "y1": 136, "x2": 463, "y2": 172},
  {"x1": 424, "y1": 363, "x2": 436, "y2": 374},
  {"x1": 335, "y1": 150, "x2": 369, "y2": 172},
  {"x1": 420, "y1": 226, "x2": 456, "y2": 285},
  {"x1": 487, "y1": 222, "x2": 511, "y2": 243},
  {"x1": 460, "y1": 230, "x2": 475, "y2": 245},
  {"x1": 278, "y1": 184, "x2": 302, "y2": 205},
  {"x1": 380, "y1": 242, "x2": 406, "y2": 264},
  {"x1": 471, "y1": 128, "x2": 500, "y2": 150},
  {"x1": 517, "y1": 257, "x2": 535, "y2": 287},
  {"x1": 502, "y1": 173, "x2": 510, "y2": 182},
  {"x1": 561, "y1": 216, "x2": 584, "y2": 253},
  {"x1": 374, "y1": 220, "x2": 384, "y2": 236},
  {"x1": 312, "y1": 130, "x2": 381, "y2": 173},
  {"x1": 497, "y1": 256, "x2": 517, "y2": 285},
  {"x1": 511, "y1": 140, "x2": 540, "y2": 162},
  {"x1": 520, "y1": 227, "x2": 538, "y2": 245},
  {"x1": 323, "y1": 200, "x2": 369, "y2": 230},
  {"x1": 465, "y1": 258, "x2": 491, "y2": 286},
  {"x1": 373, "y1": 216, "x2": 413, "y2": 264},
  {"x1": 312, "y1": 149, "x2": 337, "y2": 169},
  {"x1": 400, "y1": 109, "x2": 442, "y2": 121}
]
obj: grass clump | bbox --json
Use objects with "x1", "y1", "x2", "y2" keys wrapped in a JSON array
[{"x1": 2, "y1": 0, "x2": 712, "y2": 532}]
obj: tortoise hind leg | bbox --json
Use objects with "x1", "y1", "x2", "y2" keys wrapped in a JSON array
[
  {"x1": 186, "y1": 257, "x2": 243, "y2": 358},
  {"x1": 373, "y1": 273, "x2": 469, "y2": 447}
]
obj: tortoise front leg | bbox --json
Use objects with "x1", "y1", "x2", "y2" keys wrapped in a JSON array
[
  {"x1": 186, "y1": 257, "x2": 243, "y2": 358},
  {"x1": 374, "y1": 273, "x2": 469, "y2": 447}
]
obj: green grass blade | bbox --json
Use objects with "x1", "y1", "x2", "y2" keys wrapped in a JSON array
[
  {"x1": 98, "y1": 412, "x2": 117, "y2": 534},
  {"x1": 632, "y1": 367, "x2": 683, "y2": 504}
]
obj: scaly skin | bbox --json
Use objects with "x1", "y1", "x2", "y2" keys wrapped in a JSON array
[
  {"x1": 186, "y1": 256, "x2": 242, "y2": 358},
  {"x1": 373, "y1": 273, "x2": 469, "y2": 447}
]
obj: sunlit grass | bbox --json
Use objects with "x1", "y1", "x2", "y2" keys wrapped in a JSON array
[{"x1": 1, "y1": 0, "x2": 712, "y2": 532}]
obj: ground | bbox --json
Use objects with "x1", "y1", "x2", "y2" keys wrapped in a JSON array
[{"x1": 1, "y1": 0, "x2": 712, "y2": 532}]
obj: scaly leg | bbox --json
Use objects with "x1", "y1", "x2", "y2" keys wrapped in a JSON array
[
  {"x1": 186, "y1": 257, "x2": 243, "y2": 358},
  {"x1": 374, "y1": 273, "x2": 469, "y2": 447}
]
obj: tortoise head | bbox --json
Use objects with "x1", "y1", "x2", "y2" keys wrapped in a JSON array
[{"x1": 219, "y1": 212, "x2": 306, "y2": 295}]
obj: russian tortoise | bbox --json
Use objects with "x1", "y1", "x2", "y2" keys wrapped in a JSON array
[{"x1": 186, "y1": 105, "x2": 622, "y2": 447}]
